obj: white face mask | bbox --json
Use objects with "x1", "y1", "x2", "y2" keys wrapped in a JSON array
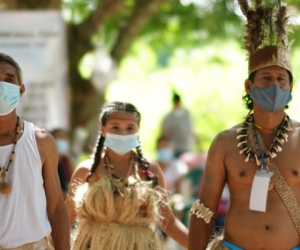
[
  {"x1": 56, "y1": 139, "x2": 69, "y2": 154},
  {"x1": 104, "y1": 133, "x2": 140, "y2": 156},
  {"x1": 0, "y1": 81, "x2": 20, "y2": 116}
]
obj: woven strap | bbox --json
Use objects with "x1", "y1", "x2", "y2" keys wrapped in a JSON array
[
  {"x1": 268, "y1": 160, "x2": 300, "y2": 235},
  {"x1": 248, "y1": 125, "x2": 300, "y2": 235}
]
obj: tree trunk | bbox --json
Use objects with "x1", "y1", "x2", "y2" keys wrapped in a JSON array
[{"x1": 111, "y1": 0, "x2": 169, "y2": 63}]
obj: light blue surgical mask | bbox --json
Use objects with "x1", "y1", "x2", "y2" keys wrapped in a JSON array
[
  {"x1": 250, "y1": 84, "x2": 292, "y2": 113},
  {"x1": 157, "y1": 148, "x2": 174, "y2": 163},
  {"x1": 104, "y1": 133, "x2": 139, "y2": 156},
  {"x1": 56, "y1": 139, "x2": 69, "y2": 154},
  {"x1": 0, "y1": 81, "x2": 20, "y2": 116}
]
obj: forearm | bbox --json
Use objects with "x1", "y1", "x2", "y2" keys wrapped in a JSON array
[
  {"x1": 188, "y1": 215, "x2": 214, "y2": 250},
  {"x1": 48, "y1": 206, "x2": 70, "y2": 250},
  {"x1": 66, "y1": 198, "x2": 77, "y2": 227},
  {"x1": 161, "y1": 216, "x2": 189, "y2": 249}
]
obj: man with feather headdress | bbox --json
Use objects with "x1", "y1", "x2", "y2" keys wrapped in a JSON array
[{"x1": 188, "y1": 0, "x2": 300, "y2": 249}]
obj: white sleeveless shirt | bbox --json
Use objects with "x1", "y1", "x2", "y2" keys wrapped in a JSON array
[{"x1": 0, "y1": 121, "x2": 51, "y2": 248}]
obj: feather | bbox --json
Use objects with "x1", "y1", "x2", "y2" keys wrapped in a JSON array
[
  {"x1": 238, "y1": 0, "x2": 291, "y2": 55},
  {"x1": 275, "y1": 5, "x2": 289, "y2": 48},
  {"x1": 243, "y1": 8, "x2": 264, "y2": 54},
  {"x1": 237, "y1": 0, "x2": 250, "y2": 16},
  {"x1": 255, "y1": 0, "x2": 262, "y2": 9}
]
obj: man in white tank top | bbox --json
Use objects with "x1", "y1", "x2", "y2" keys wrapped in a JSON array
[{"x1": 0, "y1": 53, "x2": 70, "y2": 250}]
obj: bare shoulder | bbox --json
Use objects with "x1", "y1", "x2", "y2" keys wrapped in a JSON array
[
  {"x1": 290, "y1": 118, "x2": 300, "y2": 130},
  {"x1": 289, "y1": 118, "x2": 300, "y2": 143},
  {"x1": 34, "y1": 125, "x2": 55, "y2": 143},
  {"x1": 146, "y1": 159, "x2": 167, "y2": 188},
  {"x1": 147, "y1": 159, "x2": 162, "y2": 175},
  {"x1": 210, "y1": 123, "x2": 242, "y2": 149},
  {"x1": 32, "y1": 125, "x2": 57, "y2": 165},
  {"x1": 71, "y1": 159, "x2": 93, "y2": 183},
  {"x1": 203, "y1": 123, "x2": 244, "y2": 175}
]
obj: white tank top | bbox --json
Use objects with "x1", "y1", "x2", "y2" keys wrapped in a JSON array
[{"x1": 0, "y1": 121, "x2": 51, "y2": 248}]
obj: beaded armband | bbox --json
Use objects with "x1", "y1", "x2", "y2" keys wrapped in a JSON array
[{"x1": 190, "y1": 199, "x2": 213, "y2": 224}]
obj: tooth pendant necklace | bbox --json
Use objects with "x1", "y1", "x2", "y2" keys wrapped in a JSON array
[
  {"x1": 0, "y1": 116, "x2": 20, "y2": 194},
  {"x1": 236, "y1": 113, "x2": 292, "y2": 170}
]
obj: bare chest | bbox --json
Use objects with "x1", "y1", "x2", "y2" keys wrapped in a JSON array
[{"x1": 225, "y1": 132, "x2": 300, "y2": 189}]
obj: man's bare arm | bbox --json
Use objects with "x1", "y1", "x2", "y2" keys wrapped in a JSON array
[
  {"x1": 36, "y1": 128, "x2": 70, "y2": 250},
  {"x1": 188, "y1": 131, "x2": 228, "y2": 250}
]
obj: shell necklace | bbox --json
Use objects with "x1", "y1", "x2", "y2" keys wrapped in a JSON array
[
  {"x1": 0, "y1": 116, "x2": 21, "y2": 194},
  {"x1": 104, "y1": 149, "x2": 140, "y2": 196},
  {"x1": 236, "y1": 113, "x2": 292, "y2": 168}
]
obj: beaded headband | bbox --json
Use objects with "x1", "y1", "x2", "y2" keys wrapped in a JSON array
[{"x1": 107, "y1": 117, "x2": 138, "y2": 123}]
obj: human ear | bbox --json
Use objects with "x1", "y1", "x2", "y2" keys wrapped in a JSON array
[
  {"x1": 20, "y1": 84, "x2": 25, "y2": 97},
  {"x1": 100, "y1": 126, "x2": 106, "y2": 137},
  {"x1": 245, "y1": 79, "x2": 253, "y2": 94}
]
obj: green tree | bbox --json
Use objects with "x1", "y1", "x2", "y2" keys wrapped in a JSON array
[{"x1": 0, "y1": 0, "x2": 299, "y2": 139}]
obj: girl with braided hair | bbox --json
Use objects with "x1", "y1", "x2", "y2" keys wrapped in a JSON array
[{"x1": 66, "y1": 102, "x2": 188, "y2": 250}]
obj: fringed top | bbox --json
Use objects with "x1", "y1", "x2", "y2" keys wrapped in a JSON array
[{"x1": 72, "y1": 173, "x2": 166, "y2": 250}]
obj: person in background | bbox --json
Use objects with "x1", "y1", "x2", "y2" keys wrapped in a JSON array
[
  {"x1": 156, "y1": 136, "x2": 189, "y2": 250},
  {"x1": 156, "y1": 135, "x2": 188, "y2": 196},
  {"x1": 57, "y1": 160, "x2": 68, "y2": 198},
  {"x1": 66, "y1": 102, "x2": 188, "y2": 250},
  {"x1": 161, "y1": 92, "x2": 195, "y2": 158},
  {"x1": 0, "y1": 52, "x2": 70, "y2": 249},
  {"x1": 51, "y1": 128, "x2": 76, "y2": 195},
  {"x1": 175, "y1": 152, "x2": 207, "y2": 228}
]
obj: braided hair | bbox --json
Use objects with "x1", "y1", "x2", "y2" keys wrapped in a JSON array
[{"x1": 87, "y1": 102, "x2": 157, "y2": 186}]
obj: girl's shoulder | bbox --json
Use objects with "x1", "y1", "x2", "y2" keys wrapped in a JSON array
[{"x1": 72, "y1": 158, "x2": 93, "y2": 182}]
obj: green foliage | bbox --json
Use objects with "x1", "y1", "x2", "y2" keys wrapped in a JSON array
[
  {"x1": 104, "y1": 40, "x2": 248, "y2": 157},
  {"x1": 105, "y1": 34, "x2": 300, "y2": 158},
  {"x1": 1, "y1": 0, "x2": 299, "y2": 164},
  {"x1": 62, "y1": 0, "x2": 98, "y2": 23}
]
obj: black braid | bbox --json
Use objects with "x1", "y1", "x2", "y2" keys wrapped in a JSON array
[
  {"x1": 136, "y1": 141, "x2": 158, "y2": 187},
  {"x1": 86, "y1": 135, "x2": 105, "y2": 181}
]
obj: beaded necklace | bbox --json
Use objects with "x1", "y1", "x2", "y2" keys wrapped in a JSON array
[
  {"x1": 253, "y1": 122, "x2": 279, "y2": 134},
  {"x1": 104, "y1": 149, "x2": 139, "y2": 196},
  {"x1": 236, "y1": 113, "x2": 292, "y2": 167},
  {"x1": 0, "y1": 116, "x2": 21, "y2": 194}
]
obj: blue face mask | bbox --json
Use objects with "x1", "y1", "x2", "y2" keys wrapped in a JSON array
[
  {"x1": 250, "y1": 84, "x2": 292, "y2": 113},
  {"x1": 0, "y1": 81, "x2": 20, "y2": 116},
  {"x1": 104, "y1": 133, "x2": 140, "y2": 156},
  {"x1": 56, "y1": 139, "x2": 69, "y2": 154},
  {"x1": 157, "y1": 148, "x2": 174, "y2": 163}
]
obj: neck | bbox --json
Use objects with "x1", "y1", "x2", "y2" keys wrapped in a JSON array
[
  {"x1": 106, "y1": 149, "x2": 132, "y2": 165},
  {"x1": 252, "y1": 109, "x2": 285, "y2": 134},
  {"x1": 105, "y1": 149, "x2": 134, "y2": 177},
  {"x1": 0, "y1": 114, "x2": 18, "y2": 136}
]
